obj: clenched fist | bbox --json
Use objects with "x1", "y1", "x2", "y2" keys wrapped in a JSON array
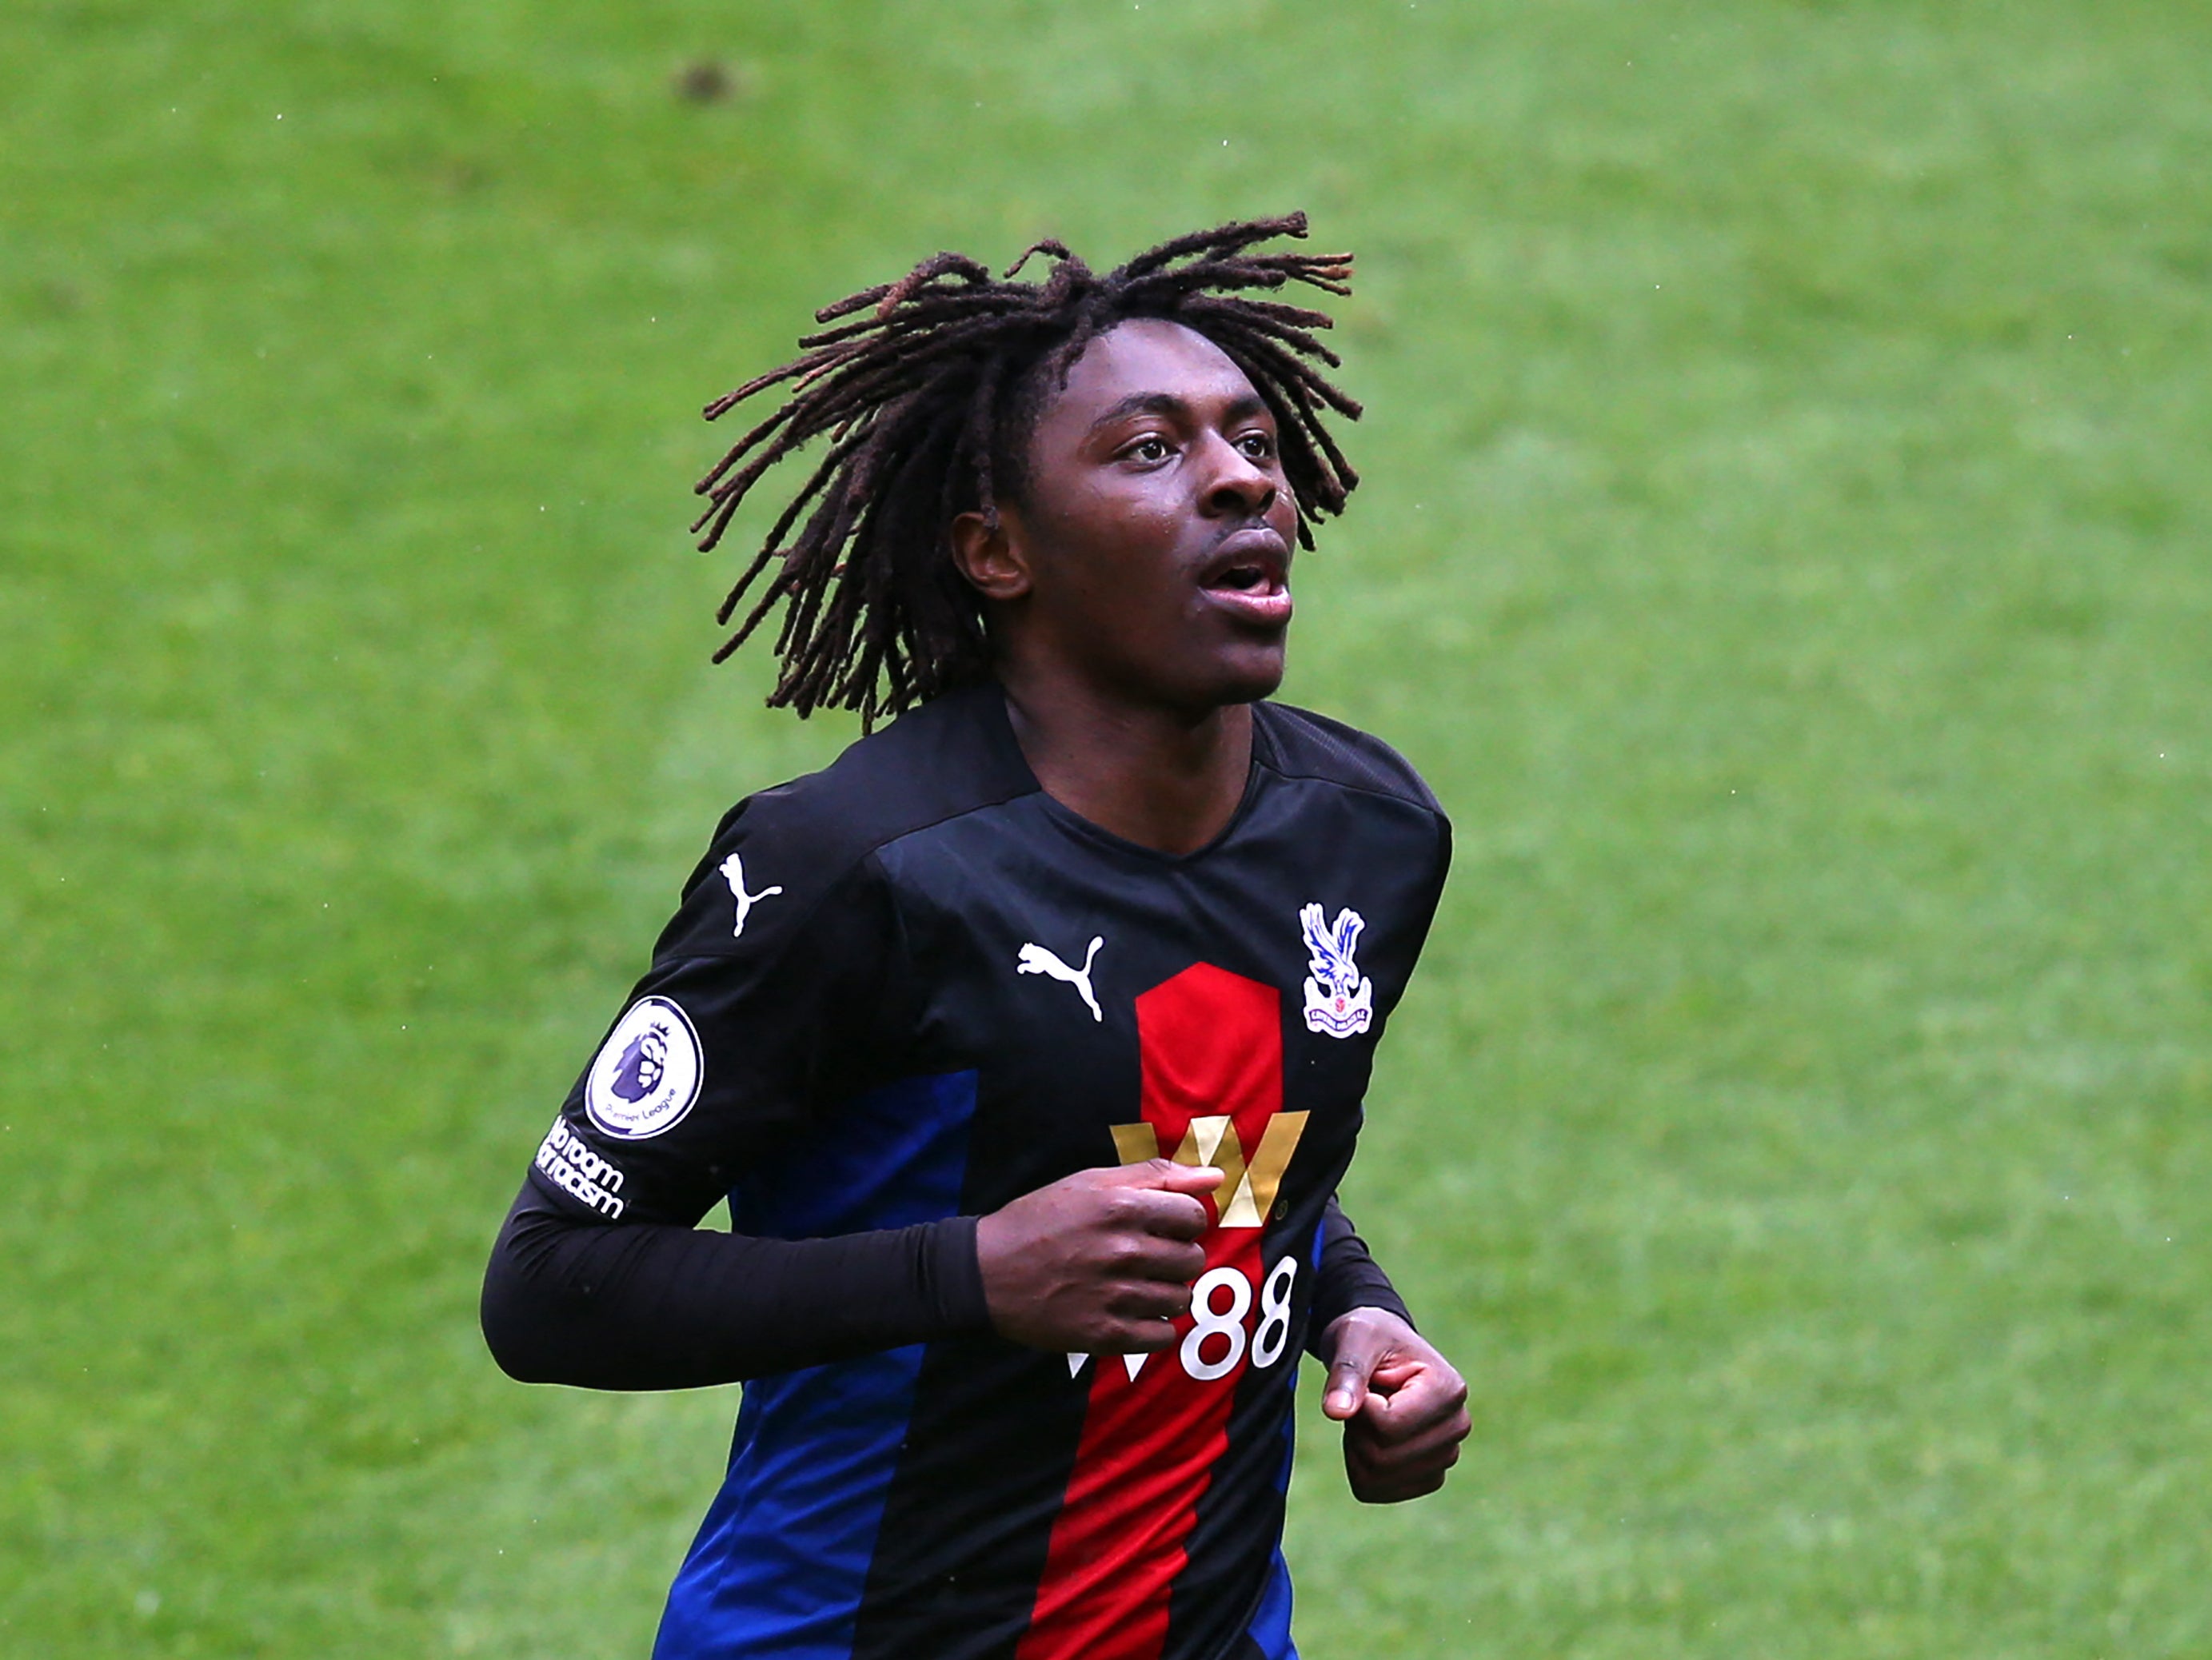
[
  {"x1": 976, "y1": 1159, "x2": 1221, "y2": 1354},
  {"x1": 1320, "y1": 1307, "x2": 1470, "y2": 1502}
]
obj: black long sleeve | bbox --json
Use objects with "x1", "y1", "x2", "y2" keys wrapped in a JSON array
[
  {"x1": 1306, "y1": 1195, "x2": 1412, "y2": 1359},
  {"x1": 480, "y1": 1180, "x2": 992, "y2": 1390},
  {"x1": 484, "y1": 1183, "x2": 1407, "y2": 1388}
]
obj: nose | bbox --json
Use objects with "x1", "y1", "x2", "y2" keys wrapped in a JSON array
[{"x1": 1198, "y1": 433, "x2": 1277, "y2": 519}]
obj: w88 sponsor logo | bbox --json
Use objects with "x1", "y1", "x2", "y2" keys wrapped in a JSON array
[{"x1": 1092, "y1": 1099, "x2": 1309, "y2": 1386}]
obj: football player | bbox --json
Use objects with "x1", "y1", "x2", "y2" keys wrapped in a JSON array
[{"x1": 484, "y1": 215, "x2": 1469, "y2": 1660}]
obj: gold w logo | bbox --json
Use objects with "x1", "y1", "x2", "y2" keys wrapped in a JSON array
[{"x1": 1108, "y1": 1112, "x2": 1308, "y2": 1228}]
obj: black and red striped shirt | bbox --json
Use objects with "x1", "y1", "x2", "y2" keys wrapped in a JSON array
[{"x1": 489, "y1": 682, "x2": 1450, "y2": 1660}]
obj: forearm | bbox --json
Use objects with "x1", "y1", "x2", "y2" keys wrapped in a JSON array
[
  {"x1": 481, "y1": 1182, "x2": 990, "y2": 1389},
  {"x1": 1308, "y1": 1194, "x2": 1412, "y2": 1357}
]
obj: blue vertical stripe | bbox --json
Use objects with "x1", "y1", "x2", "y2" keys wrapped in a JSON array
[
  {"x1": 653, "y1": 1071, "x2": 978, "y2": 1660},
  {"x1": 1243, "y1": 1548, "x2": 1299, "y2": 1659}
]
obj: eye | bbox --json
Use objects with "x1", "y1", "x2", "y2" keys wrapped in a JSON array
[
  {"x1": 1123, "y1": 434, "x2": 1174, "y2": 465},
  {"x1": 1236, "y1": 430, "x2": 1276, "y2": 461}
]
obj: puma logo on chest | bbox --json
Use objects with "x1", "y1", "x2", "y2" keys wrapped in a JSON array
[{"x1": 1016, "y1": 936, "x2": 1104, "y2": 1023}]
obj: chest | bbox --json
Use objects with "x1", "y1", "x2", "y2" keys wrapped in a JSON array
[{"x1": 873, "y1": 786, "x2": 1436, "y2": 1211}]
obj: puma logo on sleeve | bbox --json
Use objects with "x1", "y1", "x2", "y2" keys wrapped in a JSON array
[{"x1": 719, "y1": 853, "x2": 785, "y2": 940}]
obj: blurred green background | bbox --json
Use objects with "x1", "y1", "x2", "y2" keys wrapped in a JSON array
[{"x1": 5, "y1": 1, "x2": 2209, "y2": 1654}]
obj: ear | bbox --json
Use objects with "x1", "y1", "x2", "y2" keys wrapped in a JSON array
[{"x1": 949, "y1": 505, "x2": 1034, "y2": 604}]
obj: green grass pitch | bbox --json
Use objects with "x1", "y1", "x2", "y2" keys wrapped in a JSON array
[{"x1": 5, "y1": 1, "x2": 2210, "y2": 1653}]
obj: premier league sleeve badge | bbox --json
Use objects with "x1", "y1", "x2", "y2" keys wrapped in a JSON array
[{"x1": 585, "y1": 996, "x2": 705, "y2": 1139}]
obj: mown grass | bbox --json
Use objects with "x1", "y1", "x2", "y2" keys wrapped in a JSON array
[{"x1": 3, "y1": 1, "x2": 2208, "y2": 1654}]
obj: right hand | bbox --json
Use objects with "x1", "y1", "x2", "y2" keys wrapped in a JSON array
[{"x1": 975, "y1": 1159, "x2": 1221, "y2": 1354}]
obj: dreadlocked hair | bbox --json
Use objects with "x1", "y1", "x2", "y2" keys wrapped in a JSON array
[{"x1": 692, "y1": 211, "x2": 1362, "y2": 726}]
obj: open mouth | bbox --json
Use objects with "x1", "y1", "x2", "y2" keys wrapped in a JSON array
[
  {"x1": 1206, "y1": 561, "x2": 1280, "y2": 594},
  {"x1": 1197, "y1": 526, "x2": 1293, "y2": 624}
]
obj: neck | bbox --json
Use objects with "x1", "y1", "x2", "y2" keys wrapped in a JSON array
[{"x1": 996, "y1": 665, "x2": 1255, "y2": 858}]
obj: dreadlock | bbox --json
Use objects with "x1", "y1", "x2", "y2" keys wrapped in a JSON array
[{"x1": 693, "y1": 211, "x2": 1363, "y2": 725}]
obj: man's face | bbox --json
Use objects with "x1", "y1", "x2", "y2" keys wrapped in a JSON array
[{"x1": 972, "y1": 317, "x2": 1301, "y2": 713}]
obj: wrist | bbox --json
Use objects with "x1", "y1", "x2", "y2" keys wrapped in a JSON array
[{"x1": 927, "y1": 1215, "x2": 993, "y2": 1335}]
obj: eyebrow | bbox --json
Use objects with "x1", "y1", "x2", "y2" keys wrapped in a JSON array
[{"x1": 1084, "y1": 390, "x2": 1271, "y2": 435}]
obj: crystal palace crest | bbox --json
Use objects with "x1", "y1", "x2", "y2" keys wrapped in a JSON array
[{"x1": 1299, "y1": 903, "x2": 1373, "y2": 1038}]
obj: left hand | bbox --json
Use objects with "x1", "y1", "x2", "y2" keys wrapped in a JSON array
[{"x1": 1320, "y1": 1307, "x2": 1470, "y2": 1503}]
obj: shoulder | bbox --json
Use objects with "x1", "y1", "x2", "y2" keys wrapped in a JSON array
[
  {"x1": 1253, "y1": 700, "x2": 1447, "y2": 823},
  {"x1": 653, "y1": 683, "x2": 1037, "y2": 962}
]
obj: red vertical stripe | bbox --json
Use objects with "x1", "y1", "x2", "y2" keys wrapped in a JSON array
[{"x1": 1017, "y1": 964, "x2": 1282, "y2": 1660}]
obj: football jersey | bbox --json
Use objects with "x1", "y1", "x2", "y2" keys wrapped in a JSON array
[{"x1": 533, "y1": 682, "x2": 1451, "y2": 1660}]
